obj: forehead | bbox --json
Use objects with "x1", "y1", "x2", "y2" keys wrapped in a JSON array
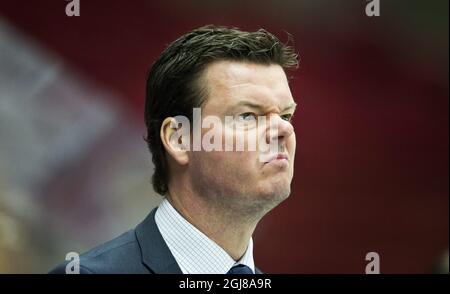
[{"x1": 202, "y1": 61, "x2": 294, "y2": 112}]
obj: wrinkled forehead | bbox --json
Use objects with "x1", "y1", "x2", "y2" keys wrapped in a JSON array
[{"x1": 201, "y1": 61, "x2": 294, "y2": 112}]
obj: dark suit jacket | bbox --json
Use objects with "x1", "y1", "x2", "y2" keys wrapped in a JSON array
[{"x1": 50, "y1": 208, "x2": 263, "y2": 274}]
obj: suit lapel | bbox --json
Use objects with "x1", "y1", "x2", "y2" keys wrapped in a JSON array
[
  {"x1": 135, "y1": 208, "x2": 183, "y2": 274},
  {"x1": 136, "y1": 207, "x2": 265, "y2": 274}
]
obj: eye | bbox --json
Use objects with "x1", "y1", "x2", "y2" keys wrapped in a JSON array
[
  {"x1": 280, "y1": 114, "x2": 293, "y2": 122},
  {"x1": 237, "y1": 112, "x2": 258, "y2": 122}
]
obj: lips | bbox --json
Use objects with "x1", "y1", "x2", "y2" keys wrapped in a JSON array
[{"x1": 264, "y1": 153, "x2": 289, "y2": 164}]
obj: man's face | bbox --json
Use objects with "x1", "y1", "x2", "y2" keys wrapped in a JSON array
[{"x1": 188, "y1": 61, "x2": 296, "y2": 216}]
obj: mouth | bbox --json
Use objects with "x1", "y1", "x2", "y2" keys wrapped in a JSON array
[{"x1": 263, "y1": 153, "x2": 289, "y2": 164}]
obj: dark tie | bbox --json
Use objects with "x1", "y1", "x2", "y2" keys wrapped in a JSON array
[{"x1": 227, "y1": 264, "x2": 254, "y2": 274}]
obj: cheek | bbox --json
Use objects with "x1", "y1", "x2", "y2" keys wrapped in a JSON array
[
  {"x1": 189, "y1": 151, "x2": 258, "y2": 195},
  {"x1": 210, "y1": 150, "x2": 256, "y2": 171},
  {"x1": 193, "y1": 126, "x2": 260, "y2": 177},
  {"x1": 223, "y1": 124, "x2": 261, "y2": 152},
  {"x1": 191, "y1": 150, "x2": 253, "y2": 174}
]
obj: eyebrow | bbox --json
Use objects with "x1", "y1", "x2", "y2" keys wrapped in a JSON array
[{"x1": 228, "y1": 100, "x2": 297, "y2": 113}]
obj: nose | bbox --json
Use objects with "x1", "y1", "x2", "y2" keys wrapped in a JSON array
[{"x1": 265, "y1": 114, "x2": 294, "y2": 144}]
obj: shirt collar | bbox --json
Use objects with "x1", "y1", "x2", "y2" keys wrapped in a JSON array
[{"x1": 155, "y1": 198, "x2": 255, "y2": 274}]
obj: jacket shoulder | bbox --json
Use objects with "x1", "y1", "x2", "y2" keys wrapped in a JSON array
[{"x1": 49, "y1": 229, "x2": 150, "y2": 274}]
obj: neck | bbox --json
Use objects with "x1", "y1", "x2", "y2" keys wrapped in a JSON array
[{"x1": 166, "y1": 184, "x2": 259, "y2": 261}]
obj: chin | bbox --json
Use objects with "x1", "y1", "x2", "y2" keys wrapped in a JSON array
[
  {"x1": 236, "y1": 183, "x2": 291, "y2": 220},
  {"x1": 257, "y1": 181, "x2": 291, "y2": 206}
]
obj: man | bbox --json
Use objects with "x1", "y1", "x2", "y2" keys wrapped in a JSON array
[{"x1": 50, "y1": 25, "x2": 298, "y2": 274}]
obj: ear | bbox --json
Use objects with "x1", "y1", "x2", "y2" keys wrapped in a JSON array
[{"x1": 160, "y1": 117, "x2": 189, "y2": 166}]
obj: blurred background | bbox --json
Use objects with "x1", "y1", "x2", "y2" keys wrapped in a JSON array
[{"x1": 0, "y1": 0, "x2": 448, "y2": 273}]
